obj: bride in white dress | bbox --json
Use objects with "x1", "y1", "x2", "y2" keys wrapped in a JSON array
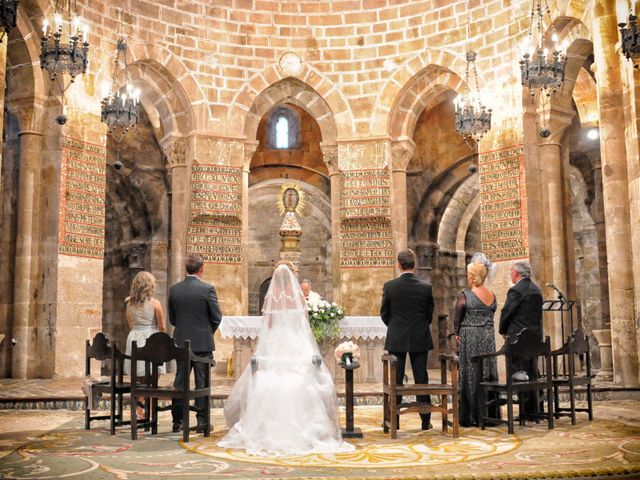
[{"x1": 218, "y1": 261, "x2": 355, "y2": 456}]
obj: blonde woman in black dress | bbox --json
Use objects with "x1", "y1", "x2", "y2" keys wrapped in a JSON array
[{"x1": 453, "y1": 261, "x2": 499, "y2": 427}]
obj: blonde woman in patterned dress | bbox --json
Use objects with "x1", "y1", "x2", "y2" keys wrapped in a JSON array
[{"x1": 453, "y1": 261, "x2": 499, "y2": 427}]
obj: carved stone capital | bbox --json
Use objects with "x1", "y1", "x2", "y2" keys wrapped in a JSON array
[
  {"x1": 7, "y1": 97, "x2": 47, "y2": 135},
  {"x1": 161, "y1": 138, "x2": 188, "y2": 169},
  {"x1": 319, "y1": 142, "x2": 338, "y2": 174},
  {"x1": 243, "y1": 140, "x2": 259, "y2": 170},
  {"x1": 391, "y1": 138, "x2": 416, "y2": 172}
]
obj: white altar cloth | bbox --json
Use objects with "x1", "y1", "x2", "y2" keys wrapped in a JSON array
[{"x1": 220, "y1": 316, "x2": 387, "y2": 340}]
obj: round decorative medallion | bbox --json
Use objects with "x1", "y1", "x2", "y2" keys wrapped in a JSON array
[{"x1": 279, "y1": 52, "x2": 302, "y2": 76}]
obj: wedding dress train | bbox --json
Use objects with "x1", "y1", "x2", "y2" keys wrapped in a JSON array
[{"x1": 218, "y1": 264, "x2": 354, "y2": 456}]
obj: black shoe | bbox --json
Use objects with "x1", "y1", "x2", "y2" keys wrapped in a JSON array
[
  {"x1": 421, "y1": 422, "x2": 433, "y2": 430},
  {"x1": 195, "y1": 423, "x2": 208, "y2": 434},
  {"x1": 172, "y1": 422, "x2": 182, "y2": 433}
]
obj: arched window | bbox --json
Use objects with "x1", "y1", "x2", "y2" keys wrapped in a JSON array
[
  {"x1": 275, "y1": 116, "x2": 289, "y2": 149},
  {"x1": 267, "y1": 106, "x2": 300, "y2": 150}
]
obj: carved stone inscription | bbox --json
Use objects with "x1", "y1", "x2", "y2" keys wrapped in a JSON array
[
  {"x1": 187, "y1": 163, "x2": 242, "y2": 264},
  {"x1": 58, "y1": 137, "x2": 106, "y2": 259},
  {"x1": 340, "y1": 169, "x2": 391, "y2": 219},
  {"x1": 339, "y1": 219, "x2": 394, "y2": 268},
  {"x1": 339, "y1": 169, "x2": 393, "y2": 268},
  {"x1": 478, "y1": 145, "x2": 528, "y2": 262}
]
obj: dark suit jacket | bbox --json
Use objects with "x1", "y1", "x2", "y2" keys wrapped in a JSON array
[
  {"x1": 498, "y1": 277, "x2": 543, "y2": 338},
  {"x1": 168, "y1": 276, "x2": 222, "y2": 352},
  {"x1": 380, "y1": 273, "x2": 434, "y2": 352}
]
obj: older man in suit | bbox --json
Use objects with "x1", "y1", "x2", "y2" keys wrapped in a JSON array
[
  {"x1": 169, "y1": 253, "x2": 222, "y2": 433},
  {"x1": 381, "y1": 249, "x2": 434, "y2": 430},
  {"x1": 498, "y1": 260, "x2": 543, "y2": 419}
]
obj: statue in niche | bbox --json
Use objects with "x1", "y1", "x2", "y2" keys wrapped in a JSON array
[{"x1": 277, "y1": 183, "x2": 305, "y2": 272}]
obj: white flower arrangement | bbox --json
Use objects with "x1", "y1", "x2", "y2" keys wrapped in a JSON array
[
  {"x1": 307, "y1": 300, "x2": 345, "y2": 343},
  {"x1": 334, "y1": 341, "x2": 360, "y2": 366}
]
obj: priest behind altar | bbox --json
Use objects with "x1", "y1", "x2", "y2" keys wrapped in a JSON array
[{"x1": 300, "y1": 279, "x2": 322, "y2": 305}]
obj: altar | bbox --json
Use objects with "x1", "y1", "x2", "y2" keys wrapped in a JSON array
[{"x1": 220, "y1": 316, "x2": 387, "y2": 383}]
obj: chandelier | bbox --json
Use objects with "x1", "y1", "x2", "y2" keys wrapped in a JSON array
[
  {"x1": 454, "y1": 51, "x2": 492, "y2": 142},
  {"x1": 0, "y1": 0, "x2": 19, "y2": 42},
  {"x1": 619, "y1": 12, "x2": 640, "y2": 67},
  {"x1": 101, "y1": 39, "x2": 140, "y2": 133},
  {"x1": 40, "y1": 0, "x2": 89, "y2": 82},
  {"x1": 519, "y1": 0, "x2": 567, "y2": 96}
]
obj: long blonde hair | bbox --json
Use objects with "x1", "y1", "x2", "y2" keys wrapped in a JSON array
[
  {"x1": 129, "y1": 271, "x2": 155, "y2": 304},
  {"x1": 467, "y1": 262, "x2": 488, "y2": 287}
]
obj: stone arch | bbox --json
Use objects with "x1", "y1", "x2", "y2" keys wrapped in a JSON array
[
  {"x1": 371, "y1": 49, "x2": 468, "y2": 137},
  {"x1": 410, "y1": 155, "x2": 476, "y2": 245},
  {"x1": 94, "y1": 42, "x2": 204, "y2": 138},
  {"x1": 5, "y1": 7, "x2": 49, "y2": 125},
  {"x1": 242, "y1": 77, "x2": 340, "y2": 152},
  {"x1": 437, "y1": 175, "x2": 480, "y2": 253},
  {"x1": 230, "y1": 63, "x2": 354, "y2": 140}
]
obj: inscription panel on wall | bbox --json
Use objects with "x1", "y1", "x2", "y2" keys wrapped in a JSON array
[
  {"x1": 478, "y1": 145, "x2": 528, "y2": 262},
  {"x1": 339, "y1": 169, "x2": 394, "y2": 268},
  {"x1": 58, "y1": 137, "x2": 106, "y2": 259},
  {"x1": 187, "y1": 163, "x2": 242, "y2": 264}
]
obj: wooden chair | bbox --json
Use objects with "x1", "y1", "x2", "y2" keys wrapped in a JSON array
[
  {"x1": 474, "y1": 328, "x2": 554, "y2": 434},
  {"x1": 84, "y1": 333, "x2": 131, "y2": 435},
  {"x1": 382, "y1": 353, "x2": 460, "y2": 439},
  {"x1": 550, "y1": 327, "x2": 593, "y2": 424},
  {"x1": 130, "y1": 332, "x2": 213, "y2": 443}
]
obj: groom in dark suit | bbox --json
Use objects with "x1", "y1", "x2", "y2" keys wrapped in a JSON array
[
  {"x1": 381, "y1": 249, "x2": 434, "y2": 430},
  {"x1": 498, "y1": 260, "x2": 543, "y2": 418},
  {"x1": 169, "y1": 253, "x2": 222, "y2": 432}
]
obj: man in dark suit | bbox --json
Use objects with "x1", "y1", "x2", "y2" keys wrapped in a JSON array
[
  {"x1": 169, "y1": 253, "x2": 222, "y2": 433},
  {"x1": 380, "y1": 249, "x2": 434, "y2": 430},
  {"x1": 498, "y1": 260, "x2": 543, "y2": 418}
]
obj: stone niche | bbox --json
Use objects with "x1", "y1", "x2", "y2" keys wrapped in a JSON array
[
  {"x1": 247, "y1": 102, "x2": 331, "y2": 313},
  {"x1": 247, "y1": 180, "x2": 332, "y2": 314},
  {"x1": 102, "y1": 109, "x2": 170, "y2": 352}
]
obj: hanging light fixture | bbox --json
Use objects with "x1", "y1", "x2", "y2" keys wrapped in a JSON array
[
  {"x1": 619, "y1": 12, "x2": 640, "y2": 67},
  {"x1": 0, "y1": 0, "x2": 19, "y2": 42},
  {"x1": 40, "y1": 0, "x2": 89, "y2": 82},
  {"x1": 101, "y1": 38, "x2": 140, "y2": 133},
  {"x1": 454, "y1": 51, "x2": 492, "y2": 142},
  {"x1": 519, "y1": 0, "x2": 567, "y2": 96}
]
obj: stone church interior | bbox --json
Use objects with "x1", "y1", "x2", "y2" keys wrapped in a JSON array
[{"x1": 0, "y1": 0, "x2": 639, "y2": 479}]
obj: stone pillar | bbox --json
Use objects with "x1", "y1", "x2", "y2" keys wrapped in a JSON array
[
  {"x1": 592, "y1": 1, "x2": 640, "y2": 386},
  {"x1": 161, "y1": 138, "x2": 189, "y2": 288},
  {"x1": 320, "y1": 143, "x2": 340, "y2": 303},
  {"x1": 0, "y1": 40, "x2": 7, "y2": 189},
  {"x1": 336, "y1": 140, "x2": 395, "y2": 315},
  {"x1": 243, "y1": 141, "x2": 258, "y2": 312},
  {"x1": 540, "y1": 138, "x2": 570, "y2": 347},
  {"x1": 390, "y1": 139, "x2": 415, "y2": 263},
  {"x1": 11, "y1": 118, "x2": 44, "y2": 378},
  {"x1": 187, "y1": 135, "x2": 244, "y2": 315}
]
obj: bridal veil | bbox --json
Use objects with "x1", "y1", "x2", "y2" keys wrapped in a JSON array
[{"x1": 218, "y1": 263, "x2": 354, "y2": 456}]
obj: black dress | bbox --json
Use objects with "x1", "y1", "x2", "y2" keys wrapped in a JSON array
[{"x1": 454, "y1": 289, "x2": 499, "y2": 427}]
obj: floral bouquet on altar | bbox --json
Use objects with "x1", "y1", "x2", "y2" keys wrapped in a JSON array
[
  {"x1": 334, "y1": 341, "x2": 360, "y2": 367},
  {"x1": 307, "y1": 300, "x2": 344, "y2": 344}
]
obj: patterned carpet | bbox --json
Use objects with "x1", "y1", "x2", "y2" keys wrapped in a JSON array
[{"x1": 0, "y1": 402, "x2": 639, "y2": 479}]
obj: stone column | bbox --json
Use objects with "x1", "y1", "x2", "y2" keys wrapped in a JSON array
[
  {"x1": 161, "y1": 138, "x2": 189, "y2": 288},
  {"x1": 320, "y1": 143, "x2": 340, "y2": 303},
  {"x1": 592, "y1": 1, "x2": 639, "y2": 386},
  {"x1": 243, "y1": 141, "x2": 258, "y2": 313},
  {"x1": 11, "y1": 125, "x2": 44, "y2": 378},
  {"x1": 0, "y1": 40, "x2": 7, "y2": 191},
  {"x1": 390, "y1": 139, "x2": 415, "y2": 262},
  {"x1": 539, "y1": 138, "x2": 570, "y2": 347}
]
